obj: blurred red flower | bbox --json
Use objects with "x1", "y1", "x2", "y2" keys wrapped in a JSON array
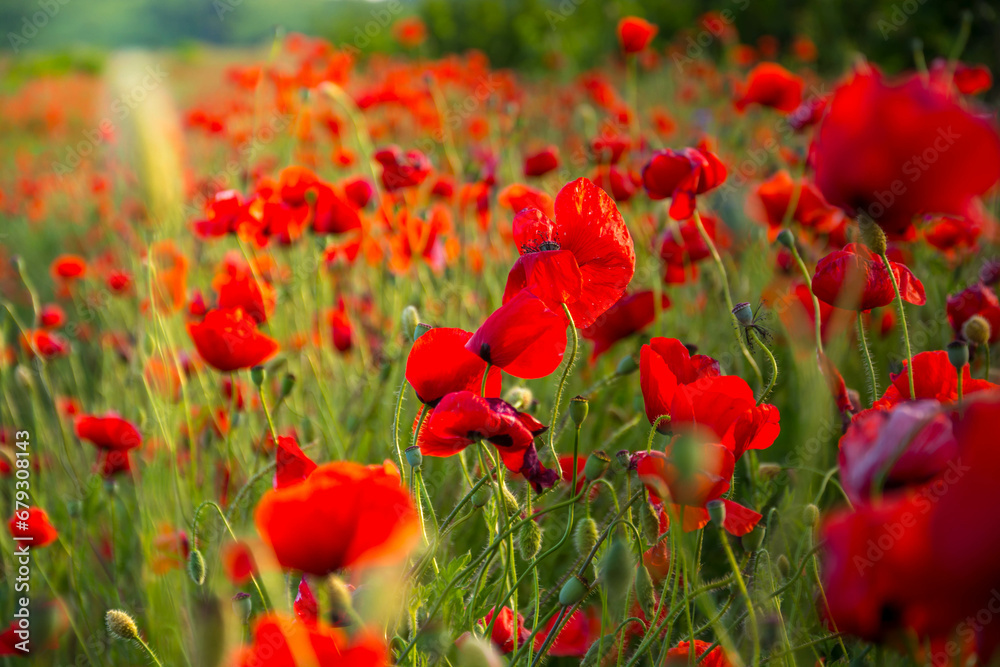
[
  {"x1": 617, "y1": 16, "x2": 658, "y2": 54},
  {"x1": 233, "y1": 613, "x2": 387, "y2": 666},
  {"x1": 642, "y1": 144, "x2": 727, "y2": 220},
  {"x1": 187, "y1": 307, "x2": 279, "y2": 372},
  {"x1": 734, "y1": 63, "x2": 804, "y2": 112},
  {"x1": 811, "y1": 243, "x2": 926, "y2": 311},
  {"x1": 9, "y1": 507, "x2": 58, "y2": 547}
]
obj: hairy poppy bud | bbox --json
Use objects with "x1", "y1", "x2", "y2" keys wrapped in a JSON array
[
  {"x1": 519, "y1": 519, "x2": 543, "y2": 561},
  {"x1": 742, "y1": 525, "x2": 766, "y2": 553},
  {"x1": 757, "y1": 462, "x2": 782, "y2": 481},
  {"x1": 570, "y1": 396, "x2": 589, "y2": 425},
  {"x1": 640, "y1": 499, "x2": 659, "y2": 543},
  {"x1": 777, "y1": 554, "x2": 791, "y2": 578},
  {"x1": 962, "y1": 315, "x2": 991, "y2": 347},
  {"x1": 501, "y1": 486, "x2": 520, "y2": 517},
  {"x1": 472, "y1": 485, "x2": 491, "y2": 509},
  {"x1": 583, "y1": 450, "x2": 610, "y2": 481},
  {"x1": 105, "y1": 609, "x2": 139, "y2": 641},
  {"x1": 615, "y1": 449, "x2": 631, "y2": 470},
  {"x1": 707, "y1": 499, "x2": 726, "y2": 525},
  {"x1": 635, "y1": 564, "x2": 656, "y2": 618},
  {"x1": 616, "y1": 355, "x2": 638, "y2": 376},
  {"x1": 250, "y1": 365, "x2": 265, "y2": 388},
  {"x1": 601, "y1": 539, "x2": 634, "y2": 598},
  {"x1": 575, "y1": 517, "x2": 599, "y2": 556},
  {"x1": 413, "y1": 323, "x2": 432, "y2": 340},
  {"x1": 559, "y1": 575, "x2": 589, "y2": 606},
  {"x1": 803, "y1": 504, "x2": 820, "y2": 527},
  {"x1": 775, "y1": 229, "x2": 795, "y2": 249},
  {"x1": 401, "y1": 306, "x2": 420, "y2": 341},
  {"x1": 278, "y1": 373, "x2": 296, "y2": 401},
  {"x1": 732, "y1": 302, "x2": 754, "y2": 327},
  {"x1": 187, "y1": 548, "x2": 206, "y2": 585},
  {"x1": 859, "y1": 217, "x2": 887, "y2": 256},
  {"x1": 232, "y1": 592, "x2": 252, "y2": 624},
  {"x1": 947, "y1": 340, "x2": 969, "y2": 371},
  {"x1": 405, "y1": 445, "x2": 423, "y2": 469},
  {"x1": 504, "y1": 386, "x2": 533, "y2": 411}
]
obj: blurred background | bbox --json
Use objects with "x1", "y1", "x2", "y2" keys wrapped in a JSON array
[{"x1": 1, "y1": 0, "x2": 997, "y2": 79}]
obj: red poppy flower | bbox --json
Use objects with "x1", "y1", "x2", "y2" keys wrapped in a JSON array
[
  {"x1": 871, "y1": 351, "x2": 997, "y2": 411},
  {"x1": 222, "y1": 540, "x2": 256, "y2": 585},
  {"x1": 947, "y1": 283, "x2": 1000, "y2": 344},
  {"x1": 311, "y1": 182, "x2": 362, "y2": 235},
  {"x1": 233, "y1": 614, "x2": 387, "y2": 667},
  {"x1": 393, "y1": 16, "x2": 427, "y2": 48},
  {"x1": 419, "y1": 391, "x2": 557, "y2": 492},
  {"x1": 580, "y1": 290, "x2": 670, "y2": 361},
  {"x1": 590, "y1": 135, "x2": 630, "y2": 164},
  {"x1": 787, "y1": 95, "x2": 828, "y2": 131},
  {"x1": 811, "y1": 243, "x2": 926, "y2": 311},
  {"x1": 591, "y1": 164, "x2": 637, "y2": 202},
  {"x1": 734, "y1": 63, "x2": 804, "y2": 113},
  {"x1": 658, "y1": 214, "x2": 729, "y2": 284},
  {"x1": 923, "y1": 214, "x2": 981, "y2": 256},
  {"x1": 665, "y1": 640, "x2": 733, "y2": 666},
  {"x1": 107, "y1": 270, "x2": 133, "y2": 294},
  {"x1": 635, "y1": 441, "x2": 761, "y2": 536},
  {"x1": 641, "y1": 338, "x2": 757, "y2": 438},
  {"x1": 374, "y1": 145, "x2": 431, "y2": 192},
  {"x1": 187, "y1": 307, "x2": 279, "y2": 373},
  {"x1": 481, "y1": 607, "x2": 529, "y2": 654},
  {"x1": 38, "y1": 304, "x2": 65, "y2": 329},
  {"x1": 813, "y1": 69, "x2": 1000, "y2": 236},
  {"x1": 532, "y1": 608, "x2": 595, "y2": 657},
  {"x1": 75, "y1": 413, "x2": 142, "y2": 477},
  {"x1": 753, "y1": 170, "x2": 842, "y2": 240},
  {"x1": 192, "y1": 190, "x2": 257, "y2": 239},
  {"x1": 954, "y1": 63, "x2": 993, "y2": 95},
  {"x1": 617, "y1": 16, "x2": 658, "y2": 54},
  {"x1": 22, "y1": 329, "x2": 69, "y2": 359},
  {"x1": 502, "y1": 177, "x2": 636, "y2": 329},
  {"x1": 467, "y1": 291, "x2": 568, "y2": 379},
  {"x1": 722, "y1": 404, "x2": 781, "y2": 460},
  {"x1": 523, "y1": 146, "x2": 560, "y2": 177},
  {"x1": 9, "y1": 507, "x2": 58, "y2": 547},
  {"x1": 255, "y1": 460, "x2": 419, "y2": 575},
  {"x1": 294, "y1": 578, "x2": 318, "y2": 624},
  {"x1": 215, "y1": 271, "x2": 277, "y2": 325},
  {"x1": 839, "y1": 400, "x2": 958, "y2": 505},
  {"x1": 327, "y1": 300, "x2": 353, "y2": 353},
  {"x1": 406, "y1": 327, "x2": 502, "y2": 405},
  {"x1": 343, "y1": 177, "x2": 374, "y2": 208},
  {"x1": 642, "y1": 144, "x2": 727, "y2": 220},
  {"x1": 50, "y1": 254, "x2": 87, "y2": 281},
  {"x1": 273, "y1": 435, "x2": 317, "y2": 489},
  {"x1": 497, "y1": 183, "x2": 554, "y2": 219}
]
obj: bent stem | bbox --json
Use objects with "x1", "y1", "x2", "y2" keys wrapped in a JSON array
[
  {"x1": 748, "y1": 328, "x2": 778, "y2": 404},
  {"x1": 548, "y1": 303, "x2": 579, "y2": 477},
  {"x1": 879, "y1": 253, "x2": 916, "y2": 400},
  {"x1": 692, "y1": 211, "x2": 764, "y2": 387},
  {"x1": 857, "y1": 312, "x2": 878, "y2": 406},
  {"x1": 787, "y1": 242, "x2": 824, "y2": 355}
]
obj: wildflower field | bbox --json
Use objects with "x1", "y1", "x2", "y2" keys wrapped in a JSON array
[{"x1": 2, "y1": 6, "x2": 1000, "y2": 667}]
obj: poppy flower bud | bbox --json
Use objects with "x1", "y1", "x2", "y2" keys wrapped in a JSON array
[
  {"x1": 401, "y1": 306, "x2": 420, "y2": 341},
  {"x1": 947, "y1": 340, "x2": 970, "y2": 371},
  {"x1": 231, "y1": 592, "x2": 252, "y2": 624},
  {"x1": 501, "y1": 486, "x2": 520, "y2": 516},
  {"x1": 615, "y1": 449, "x2": 632, "y2": 470},
  {"x1": 757, "y1": 462, "x2": 782, "y2": 481},
  {"x1": 616, "y1": 355, "x2": 638, "y2": 376},
  {"x1": 777, "y1": 554, "x2": 791, "y2": 578},
  {"x1": 639, "y1": 499, "x2": 659, "y2": 543},
  {"x1": 187, "y1": 548, "x2": 206, "y2": 585},
  {"x1": 105, "y1": 609, "x2": 139, "y2": 641},
  {"x1": 775, "y1": 229, "x2": 795, "y2": 249},
  {"x1": 413, "y1": 323, "x2": 432, "y2": 340},
  {"x1": 472, "y1": 485, "x2": 492, "y2": 509},
  {"x1": 802, "y1": 503, "x2": 819, "y2": 527},
  {"x1": 405, "y1": 445, "x2": 423, "y2": 469},
  {"x1": 741, "y1": 525, "x2": 766, "y2": 553},
  {"x1": 570, "y1": 396, "x2": 589, "y2": 425},
  {"x1": 707, "y1": 499, "x2": 726, "y2": 525},
  {"x1": 250, "y1": 365, "x2": 265, "y2": 388},
  {"x1": 732, "y1": 302, "x2": 754, "y2": 327},
  {"x1": 962, "y1": 315, "x2": 991, "y2": 347},
  {"x1": 559, "y1": 575, "x2": 589, "y2": 606},
  {"x1": 278, "y1": 373, "x2": 296, "y2": 401},
  {"x1": 503, "y1": 386, "x2": 533, "y2": 411},
  {"x1": 575, "y1": 517, "x2": 599, "y2": 556},
  {"x1": 601, "y1": 539, "x2": 634, "y2": 599},
  {"x1": 635, "y1": 564, "x2": 657, "y2": 618},
  {"x1": 519, "y1": 518, "x2": 543, "y2": 561},
  {"x1": 456, "y1": 636, "x2": 504, "y2": 667},
  {"x1": 582, "y1": 633, "x2": 618, "y2": 667},
  {"x1": 583, "y1": 450, "x2": 610, "y2": 481},
  {"x1": 859, "y1": 218, "x2": 887, "y2": 256}
]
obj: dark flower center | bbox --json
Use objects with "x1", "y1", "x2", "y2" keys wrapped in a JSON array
[{"x1": 521, "y1": 240, "x2": 561, "y2": 253}]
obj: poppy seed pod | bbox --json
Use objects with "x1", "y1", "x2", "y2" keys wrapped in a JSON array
[
  {"x1": 187, "y1": 548, "x2": 206, "y2": 585},
  {"x1": 962, "y1": 315, "x2": 991, "y2": 346},
  {"x1": 570, "y1": 396, "x2": 589, "y2": 425},
  {"x1": 405, "y1": 445, "x2": 423, "y2": 469},
  {"x1": 601, "y1": 539, "x2": 634, "y2": 598},
  {"x1": 105, "y1": 609, "x2": 139, "y2": 641},
  {"x1": 859, "y1": 218, "x2": 887, "y2": 256},
  {"x1": 472, "y1": 485, "x2": 492, "y2": 509},
  {"x1": 250, "y1": 365, "x2": 265, "y2": 388},
  {"x1": 232, "y1": 592, "x2": 252, "y2": 624},
  {"x1": 575, "y1": 517, "x2": 599, "y2": 556},
  {"x1": 583, "y1": 450, "x2": 610, "y2": 481},
  {"x1": 741, "y1": 525, "x2": 766, "y2": 553},
  {"x1": 947, "y1": 341, "x2": 970, "y2": 371},
  {"x1": 732, "y1": 302, "x2": 754, "y2": 327},
  {"x1": 775, "y1": 228, "x2": 795, "y2": 249},
  {"x1": 615, "y1": 449, "x2": 632, "y2": 470},
  {"x1": 559, "y1": 575, "x2": 589, "y2": 606},
  {"x1": 413, "y1": 323, "x2": 433, "y2": 340},
  {"x1": 616, "y1": 355, "x2": 638, "y2": 375},
  {"x1": 401, "y1": 306, "x2": 420, "y2": 341},
  {"x1": 278, "y1": 373, "x2": 296, "y2": 402},
  {"x1": 707, "y1": 499, "x2": 727, "y2": 525}
]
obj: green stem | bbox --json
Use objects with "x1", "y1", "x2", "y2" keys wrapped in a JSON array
[
  {"x1": 880, "y1": 252, "x2": 916, "y2": 400},
  {"x1": 788, "y1": 243, "x2": 824, "y2": 355},
  {"x1": 646, "y1": 415, "x2": 670, "y2": 452},
  {"x1": 857, "y1": 312, "x2": 878, "y2": 406},
  {"x1": 748, "y1": 329, "x2": 778, "y2": 404},
  {"x1": 547, "y1": 304, "x2": 578, "y2": 477},
  {"x1": 134, "y1": 636, "x2": 165, "y2": 667},
  {"x1": 720, "y1": 525, "x2": 759, "y2": 665}
]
